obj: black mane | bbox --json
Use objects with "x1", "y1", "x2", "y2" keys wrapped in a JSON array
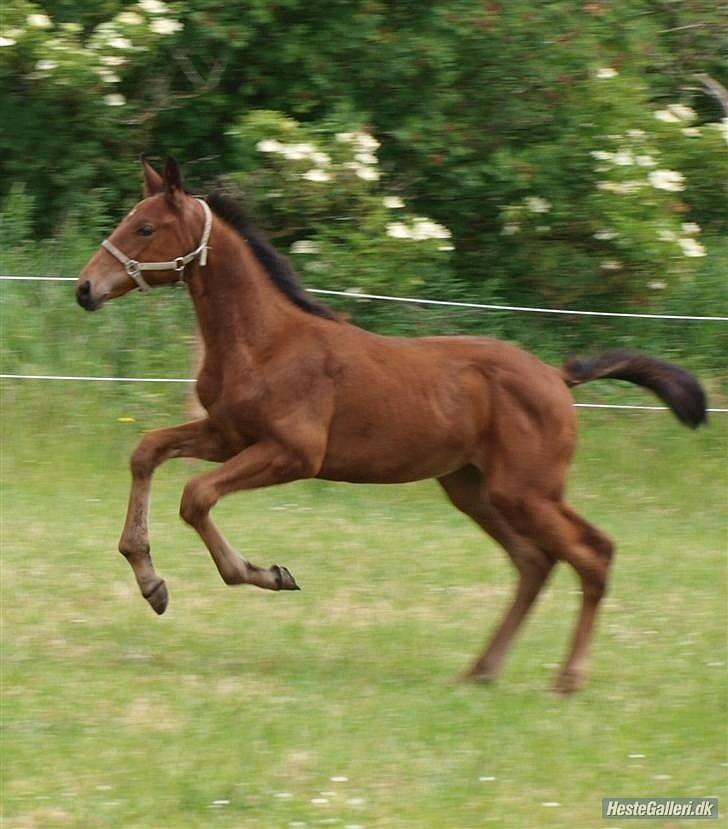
[{"x1": 205, "y1": 192, "x2": 338, "y2": 320}]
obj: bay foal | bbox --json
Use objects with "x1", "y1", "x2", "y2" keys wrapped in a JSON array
[{"x1": 77, "y1": 159, "x2": 706, "y2": 692}]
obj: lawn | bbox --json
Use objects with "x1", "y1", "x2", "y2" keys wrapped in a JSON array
[{"x1": 1, "y1": 383, "x2": 726, "y2": 828}]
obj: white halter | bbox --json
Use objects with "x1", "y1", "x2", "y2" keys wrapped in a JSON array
[{"x1": 101, "y1": 197, "x2": 212, "y2": 292}]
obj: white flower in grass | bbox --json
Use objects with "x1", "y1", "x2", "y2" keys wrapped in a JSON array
[
  {"x1": 353, "y1": 131, "x2": 380, "y2": 151},
  {"x1": 149, "y1": 18, "x2": 183, "y2": 35},
  {"x1": 681, "y1": 127, "x2": 701, "y2": 137},
  {"x1": 648, "y1": 169, "x2": 685, "y2": 192},
  {"x1": 438, "y1": 243, "x2": 454, "y2": 251},
  {"x1": 635, "y1": 154, "x2": 656, "y2": 167},
  {"x1": 524, "y1": 196, "x2": 551, "y2": 213},
  {"x1": 256, "y1": 138, "x2": 284, "y2": 153},
  {"x1": 100, "y1": 70, "x2": 121, "y2": 83},
  {"x1": 311, "y1": 151, "x2": 331, "y2": 167},
  {"x1": 412, "y1": 217, "x2": 451, "y2": 240},
  {"x1": 654, "y1": 109, "x2": 680, "y2": 124},
  {"x1": 302, "y1": 168, "x2": 331, "y2": 183},
  {"x1": 501, "y1": 222, "x2": 520, "y2": 235},
  {"x1": 595, "y1": 67, "x2": 618, "y2": 79},
  {"x1": 36, "y1": 59, "x2": 58, "y2": 72},
  {"x1": 669, "y1": 103, "x2": 697, "y2": 121},
  {"x1": 612, "y1": 150, "x2": 633, "y2": 166},
  {"x1": 0, "y1": 37, "x2": 17, "y2": 47},
  {"x1": 383, "y1": 196, "x2": 405, "y2": 209},
  {"x1": 139, "y1": 0, "x2": 169, "y2": 13},
  {"x1": 386, "y1": 222, "x2": 412, "y2": 239},
  {"x1": 591, "y1": 150, "x2": 613, "y2": 161},
  {"x1": 648, "y1": 280, "x2": 667, "y2": 290},
  {"x1": 118, "y1": 12, "x2": 143, "y2": 25},
  {"x1": 290, "y1": 240, "x2": 319, "y2": 254},
  {"x1": 104, "y1": 93, "x2": 126, "y2": 106},
  {"x1": 108, "y1": 36, "x2": 133, "y2": 49},
  {"x1": 678, "y1": 237, "x2": 705, "y2": 257},
  {"x1": 681, "y1": 222, "x2": 700, "y2": 235},
  {"x1": 627, "y1": 128, "x2": 645, "y2": 139},
  {"x1": 594, "y1": 229, "x2": 618, "y2": 241},
  {"x1": 28, "y1": 13, "x2": 52, "y2": 28},
  {"x1": 336, "y1": 132, "x2": 355, "y2": 143}
]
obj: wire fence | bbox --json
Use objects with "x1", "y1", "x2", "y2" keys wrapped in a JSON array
[{"x1": 2, "y1": 273, "x2": 727, "y2": 413}]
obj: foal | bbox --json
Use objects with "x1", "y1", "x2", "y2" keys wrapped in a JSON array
[{"x1": 76, "y1": 158, "x2": 706, "y2": 692}]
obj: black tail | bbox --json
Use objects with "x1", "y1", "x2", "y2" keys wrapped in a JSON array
[{"x1": 561, "y1": 349, "x2": 708, "y2": 429}]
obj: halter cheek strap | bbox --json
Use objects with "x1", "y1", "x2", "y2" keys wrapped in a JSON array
[{"x1": 100, "y1": 198, "x2": 212, "y2": 292}]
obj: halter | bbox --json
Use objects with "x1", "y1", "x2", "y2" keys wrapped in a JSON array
[{"x1": 100, "y1": 197, "x2": 212, "y2": 292}]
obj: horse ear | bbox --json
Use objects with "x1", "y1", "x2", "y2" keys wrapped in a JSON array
[
  {"x1": 163, "y1": 157, "x2": 184, "y2": 203},
  {"x1": 140, "y1": 155, "x2": 164, "y2": 196}
]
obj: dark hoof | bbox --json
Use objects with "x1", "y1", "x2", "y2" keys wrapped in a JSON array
[
  {"x1": 272, "y1": 565, "x2": 301, "y2": 591},
  {"x1": 552, "y1": 670, "x2": 585, "y2": 695},
  {"x1": 144, "y1": 580, "x2": 169, "y2": 615},
  {"x1": 457, "y1": 669, "x2": 497, "y2": 684}
]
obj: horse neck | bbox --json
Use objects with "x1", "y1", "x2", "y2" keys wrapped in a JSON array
[{"x1": 186, "y1": 219, "x2": 302, "y2": 365}]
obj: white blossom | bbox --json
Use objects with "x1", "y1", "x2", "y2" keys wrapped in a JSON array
[
  {"x1": 438, "y1": 244, "x2": 454, "y2": 251},
  {"x1": 501, "y1": 223, "x2": 521, "y2": 235},
  {"x1": 591, "y1": 150, "x2": 613, "y2": 161},
  {"x1": 355, "y1": 151, "x2": 378, "y2": 166},
  {"x1": 336, "y1": 132, "x2": 355, "y2": 143},
  {"x1": 118, "y1": 12, "x2": 143, "y2": 25},
  {"x1": 353, "y1": 131, "x2": 380, "y2": 151},
  {"x1": 412, "y1": 217, "x2": 451, "y2": 240},
  {"x1": 108, "y1": 36, "x2": 133, "y2": 49},
  {"x1": 0, "y1": 37, "x2": 17, "y2": 47},
  {"x1": 681, "y1": 127, "x2": 700, "y2": 138},
  {"x1": 383, "y1": 196, "x2": 405, "y2": 209},
  {"x1": 139, "y1": 0, "x2": 169, "y2": 13},
  {"x1": 600, "y1": 259, "x2": 622, "y2": 270},
  {"x1": 524, "y1": 196, "x2": 552, "y2": 213},
  {"x1": 149, "y1": 18, "x2": 183, "y2": 35},
  {"x1": 657, "y1": 229, "x2": 677, "y2": 242},
  {"x1": 98, "y1": 69, "x2": 121, "y2": 83},
  {"x1": 648, "y1": 280, "x2": 667, "y2": 290},
  {"x1": 595, "y1": 67, "x2": 618, "y2": 79},
  {"x1": 597, "y1": 180, "x2": 643, "y2": 194},
  {"x1": 681, "y1": 222, "x2": 700, "y2": 235},
  {"x1": 353, "y1": 164, "x2": 379, "y2": 181},
  {"x1": 627, "y1": 129, "x2": 645, "y2": 139},
  {"x1": 669, "y1": 103, "x2": 697, "y2": 122},
  {"x1": 290, "y1": 240, "x2": 319, "y2": 254},
  {"x1": 27, "y1": 13, "x2": 52, "y2": 29},
  {"x1": 36, "y1": 59, "x2": 58, "y2": 72},
  {"x1": 302, "y1": 168, "x2": 331, "y2": 182},
  {"x1": 647, "y1": 169, "x2": 685, "y2": 192},
  {"x1": 594, "y1": 229, "x2": 618, "y2": 241},
  {"x1": 386, "y1": 222, "x2": 412, "y2": 239},
  {"x1": 311, "y1": 151, "x2": 331, "y2": 167},
  {"x1": 256, "y1": 138, "x2": 284, "y2": 153},
  {"x1": 654, "y1": 109, "x2": 680, "y2": 124},
  {"x1": 678, "y1": 237, "x2": 705, "y2": 257},
  {"x1": 612, "y1": 150, "x2": 633, "y2": 166},
  {"x1": 104, "y1": 93, "x2": 126, "y2": 106},
  {"x1": 101, "y1": 55, "x2": 127, "y2": 66},
  {"x1": 635, "y1": 155, "x2": 656, "y2": 167}
]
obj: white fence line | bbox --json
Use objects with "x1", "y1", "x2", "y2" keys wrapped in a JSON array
[
  {"x1": 2, "y1": 373, "x2": 726, "y2": 413},
  {"x1": 2, "y1": 274, "x2": 727, "y2": 322}
]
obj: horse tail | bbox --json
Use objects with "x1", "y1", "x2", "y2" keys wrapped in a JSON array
[{"x1": 560, "y1": 349, "x2": 708, "y2": 429}]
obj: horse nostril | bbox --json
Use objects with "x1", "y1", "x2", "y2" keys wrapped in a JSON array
[{"x1": 77, "y1": 280, "x2": 94, "y2": 310}]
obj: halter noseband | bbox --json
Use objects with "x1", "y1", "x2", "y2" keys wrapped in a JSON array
[{"x1": 100, "y1": 197, "x2": 212, "y2": 292}]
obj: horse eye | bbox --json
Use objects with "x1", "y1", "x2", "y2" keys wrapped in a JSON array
[{"x1": 137, "y1": 224, "x2": 154, "y2": 237}]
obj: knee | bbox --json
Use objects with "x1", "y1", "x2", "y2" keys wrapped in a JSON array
[
  {"x1": 179, "y1": 479, "x2": 216, "y2": 525},
  {"x1": 130, "y1": 438, "x2": 158, "y2": 479}
]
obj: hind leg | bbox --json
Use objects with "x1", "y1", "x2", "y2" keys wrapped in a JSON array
[
  {"x1": 439, "y1": 467, "x2": 555, "y2": 681},
  {"x1": 492, "y1": 495, "x2": 614, "y2": 693}
]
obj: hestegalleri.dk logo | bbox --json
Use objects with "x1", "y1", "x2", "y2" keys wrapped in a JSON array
[{"x1": 602, "y1": 797, "x2": 718, "y2": 820}]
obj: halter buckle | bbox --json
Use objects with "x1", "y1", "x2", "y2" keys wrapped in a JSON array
[
  {"x1": 125, "y1": 259, "x2": 140, "y2": 277},
  {"x1": 173, "y1": 256, "x2": 186, "y2": 273}
]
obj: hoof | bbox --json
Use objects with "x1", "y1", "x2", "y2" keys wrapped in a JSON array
[
  {"x1": 272, "y1": 564, "x2": 300, "y2": 591},
  {"x1": 552, "y1": 670, "x2": 585, "y2": 695},
  {"x1": 457, "y1": 669, "x2": 497, "y2": 684},
  {"x1": 144, "y1": 580, "x2": 169, "y2": 615}
]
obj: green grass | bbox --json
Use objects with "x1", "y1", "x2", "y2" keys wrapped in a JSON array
[{"x1": 1, "y1": 384, "x2": 726, "y2": 828}]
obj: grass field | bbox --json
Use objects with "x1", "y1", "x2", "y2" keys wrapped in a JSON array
[{"x1": 1, "y1": 384, "x2": 726, "y2": 828}]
